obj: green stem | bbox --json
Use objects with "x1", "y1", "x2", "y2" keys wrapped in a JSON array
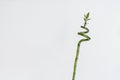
[
  {"x1": 71, "y1": 12, "x2": 90, "y2": 80},
  {"x1": 72, "y1": 41, "x2": 81, "y2": 80}
]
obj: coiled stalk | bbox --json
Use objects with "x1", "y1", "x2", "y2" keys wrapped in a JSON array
[{"x1": 72, "y1": 12, "x2": 91, "y2": 80}]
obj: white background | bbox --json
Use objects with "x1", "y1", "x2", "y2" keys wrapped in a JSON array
[{"x1": 0, "y1": 0, "x2": 120, "y2": 80}]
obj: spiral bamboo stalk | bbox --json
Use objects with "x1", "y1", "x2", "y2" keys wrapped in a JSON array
[{"x1": 72, "y1": 12, "x2": 91, "y2": 80}]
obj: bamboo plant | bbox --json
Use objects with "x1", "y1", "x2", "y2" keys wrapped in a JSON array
[{"x1": 72, "y1": 12, "x2": 91, "y2": 80}]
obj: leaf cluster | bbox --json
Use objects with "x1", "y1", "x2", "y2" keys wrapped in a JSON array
[{"x1": 84, "y1": 12, "x2": 90, "y2": 22}]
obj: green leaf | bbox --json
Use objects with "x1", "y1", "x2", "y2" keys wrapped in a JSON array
[{"x1": 86, "y1": 12, "x2": 90, "y2": 19}]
